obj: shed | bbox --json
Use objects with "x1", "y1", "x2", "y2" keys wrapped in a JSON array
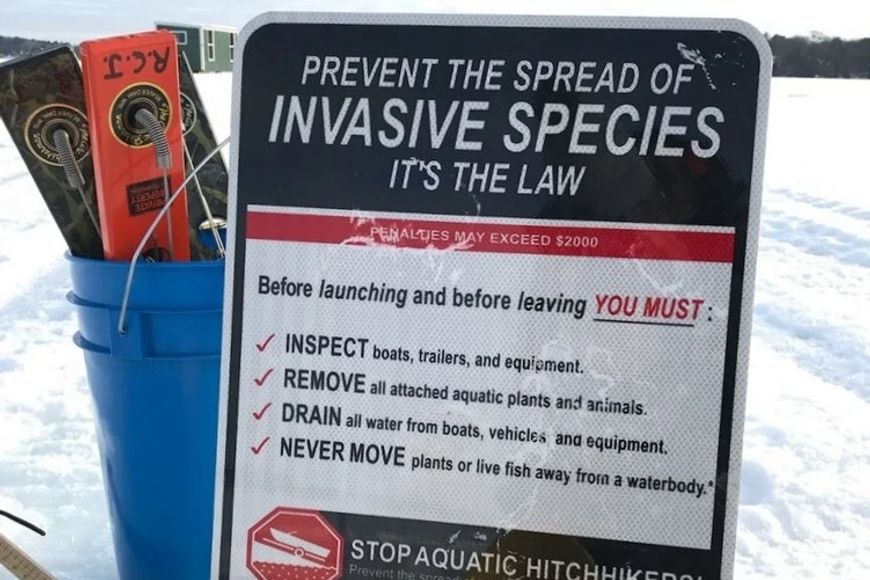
[{"x1": 155, "y1": 22, "x2": 237, "y2": 72}]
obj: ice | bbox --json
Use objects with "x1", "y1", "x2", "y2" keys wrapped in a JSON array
[{"x1": 0, "y1": 74, "x2": 868, "y2": 579}]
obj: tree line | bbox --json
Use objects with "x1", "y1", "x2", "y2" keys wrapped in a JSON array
[
  {"x1": 768, "y1": 34, "x2": 870, "y2": 78},
  {"x1": 0, "y1": 36, "x2": 71, "y2": 59},
  {"x1": 1, "y1": 33, "x2": 869, "y2": 78}
]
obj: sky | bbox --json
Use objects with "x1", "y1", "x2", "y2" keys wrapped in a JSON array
[{"x1": 2, "y1": 0, "x2": 870, "y2": 43}]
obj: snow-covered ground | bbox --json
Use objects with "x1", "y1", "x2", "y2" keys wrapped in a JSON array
[{"x1": 0, "y1": 75, "x2": 868, "y2": 579}]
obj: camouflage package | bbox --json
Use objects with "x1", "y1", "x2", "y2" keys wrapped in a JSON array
[
  {"x1": 0, "y1": 47, "x2": 103, "y2": 258},
  {"x1": 178, "y1": 52, "x2": 229, "y2": 260}
]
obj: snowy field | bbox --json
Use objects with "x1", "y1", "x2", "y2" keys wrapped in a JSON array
[{"x1": 0, "y1": 75, "x2": 868, "y2": 579}]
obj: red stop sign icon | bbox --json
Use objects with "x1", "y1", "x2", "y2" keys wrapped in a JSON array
[{"x1": 247, "y1": 507, "x2": 344, "y2": 580}]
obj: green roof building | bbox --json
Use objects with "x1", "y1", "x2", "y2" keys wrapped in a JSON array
[{"x1": 155, "y1": 22, "x2": 237, "y2": 72}]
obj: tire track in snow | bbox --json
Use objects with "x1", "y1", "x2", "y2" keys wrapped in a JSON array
[
  {"x1": 752, "y1": 300, "x2": 869, "y2": 398},
  {"x1": 768, "y1": 187, "x2": 870, "y2": 221},
  {"x1": 760, "y1": 206, "x2": 870, "y2": 268},
  {"x1": 754, "y1": 188, "x2": 870, "y2": 399}
]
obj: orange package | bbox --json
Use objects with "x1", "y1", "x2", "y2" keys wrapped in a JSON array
[{"x1": 80, "y1": 30, "x2": 190, "y2": 261}]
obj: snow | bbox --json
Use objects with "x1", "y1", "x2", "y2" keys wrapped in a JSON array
[
  {"x1": 734, "y1": 78, "x2": 870, "y2": 578},
  {"x1": 1, "y1": 74, "x2": 868, "y2": 579}
]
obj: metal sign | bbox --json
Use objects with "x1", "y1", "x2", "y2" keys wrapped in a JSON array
[{"x1": 214, "y1": 13, "x2": 770, "y2": 580}]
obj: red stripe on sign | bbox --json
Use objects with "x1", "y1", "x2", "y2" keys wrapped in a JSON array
[{"x1": 246, "y1": 212, "x2": 735, "y2": 263}]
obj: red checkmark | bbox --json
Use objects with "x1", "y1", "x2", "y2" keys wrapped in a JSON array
[
  {"x1": 252, "y1": 402, "x2": 272, "y2": 420},
  {"x1": 256, "y1": 333, "x2": 276, "y2": 352},
  {"x1": 251, "y1": 437, "x2": 270, "y2": 455},
  {"x1": 254, "y1": 368, "x2": 274, "y2": 386}
]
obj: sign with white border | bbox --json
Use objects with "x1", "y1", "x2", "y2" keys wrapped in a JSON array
[{"x1": 213, "y1": 12, "x2": 770, "y2": 580}]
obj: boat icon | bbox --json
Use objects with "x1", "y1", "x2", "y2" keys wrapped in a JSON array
[{"x1": 264, "y1": 528, "x2": 332, "y2": 564}]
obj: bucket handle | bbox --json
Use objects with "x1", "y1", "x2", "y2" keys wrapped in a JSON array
[{"x1": 118, "y1": 137, "x2": 231, "y2": 336}]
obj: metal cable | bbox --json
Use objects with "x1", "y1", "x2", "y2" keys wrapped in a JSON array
[
  {"x1": 133, "y1": 109, "x2": 174, "y2": 258},
  {"x1": 52, "y1": 129, "x2": 101, "y2": 235},
  {"x1": 161, "y1": 170, "x2": 175, "y2": 259},
  {"x1": 134, "y1": 109, "x2": 171, "y2": 170},
  {"x1": 52, "y1": 130, "x2": 84, "y2": 188}
]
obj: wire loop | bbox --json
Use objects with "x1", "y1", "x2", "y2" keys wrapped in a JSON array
[{"x1": 117, "y1": 137, "x2": 230, "y2": 336}]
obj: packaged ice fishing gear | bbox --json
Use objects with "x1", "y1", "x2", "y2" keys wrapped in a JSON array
[
  {"x1": 178, "y1": 52, "x2": 228, "y2": 260},
  {"x1": 80, "y1": 30, "x2": 191, "y2": 261},
  {"x1": 0, "y1": 47, "x2": 103, "y2": 259}
]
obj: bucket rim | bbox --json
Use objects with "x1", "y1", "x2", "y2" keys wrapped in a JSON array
[
  {"x1": 65, "y1": 251, "x2": 226, "y2": 270},
  {"x1": 66, "y1": 290, "x2": 224, "y2": 315}
]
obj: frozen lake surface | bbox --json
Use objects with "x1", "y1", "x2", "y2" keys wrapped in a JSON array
[{"x1": 0, "y1": 75, "x2": 868, "y2": 579}]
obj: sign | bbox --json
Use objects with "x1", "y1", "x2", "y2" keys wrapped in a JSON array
[
  {"x1": 247, "y1": 507, "x2": 343, "y2": 580},
  {"x1": 214, "y1": 13, "x2": 770, "y2": 580}
]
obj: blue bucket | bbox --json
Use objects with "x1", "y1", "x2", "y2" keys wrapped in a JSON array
[{"x1": 67, "y1": 254, "x2": 224, "y2": 580}]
